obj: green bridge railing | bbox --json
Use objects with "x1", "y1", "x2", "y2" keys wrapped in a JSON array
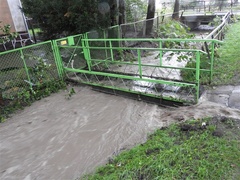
[
  {"x1": 53, "y1": 34, "x2": 222, "y2": 104},
  {"x1": 0, "y1": 21, "x2": 224, "y2": 106}
]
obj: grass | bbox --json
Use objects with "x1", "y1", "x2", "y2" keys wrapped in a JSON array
[
  {"x1": 212, "y1": 20, "x2": 240, "y2": 85},
  {"x1": 81, "y1": 117, "x2": 240, "y2": 179}
]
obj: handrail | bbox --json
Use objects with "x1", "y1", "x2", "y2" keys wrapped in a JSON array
[
  {"x1": 82, "y1": 38, "x2": 222, "y2": 43},
  {"x1": 205, "y1": 11, "x2": 231, "y2": 40}
]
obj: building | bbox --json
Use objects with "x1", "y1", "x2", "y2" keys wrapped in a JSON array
[{"x1": 0, "y1": 0, "x2": 28, "y2": 34}]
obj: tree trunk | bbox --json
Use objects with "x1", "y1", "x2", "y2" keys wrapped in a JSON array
[
  {"x1": 118, "y1": 0, "x2": 126, "y2": 25},
  {"x1": 109, "y1": 0, "x2": 118, "y2": 26},
  {"x1": 0, "y1": 92, "x2": 3, "y2": 106},
  {"x1": 219, "y1": 0, "x2": 224, "y2": 11},
  {"x1": 172, "y1": 0, "x2": 180, "y2": 20},
  {"x1": 145, "y1": 0, "x2": 155, "y2": 36}
]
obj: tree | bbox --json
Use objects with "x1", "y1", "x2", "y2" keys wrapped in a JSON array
[
  {"x1": 145, "y1": 0, "x2": 155, "y2": 36},
  {"x1": 216, "y1": 0, "x2": 228, "y2": 11},
  {"x1": 109, "y1": 0, "x2": 118, "y2": 26},
  {"x1": 119, "y1": 0, "x2": 126, "y2": 24},
  {"x1": 0, "y1": 92, "x2": 3, "y2": 106},
  {"x1": 172, "y1": 0, "x2": 180, "y2": 20},
  {"x1": 21, "y1": 0, "x2": 113, "y2": 39},
  {"x1": 125, "y1": 0, "x2": 147, "y2": 22}
]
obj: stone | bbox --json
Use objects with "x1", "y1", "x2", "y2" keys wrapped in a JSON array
[
  {"x1": 207, "y1": 93, "x2": 229, "y2": 107},
  {"x1": 229, "y1": 90, "x2": 240, "y2": 109}
]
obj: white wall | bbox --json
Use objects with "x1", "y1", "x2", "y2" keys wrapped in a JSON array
[{"x1": 7, "y1": 0, "x2": 27, "y2": 32}]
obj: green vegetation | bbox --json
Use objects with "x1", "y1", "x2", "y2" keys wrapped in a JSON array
[
  {"x1": 21, "y1": 0, "x2": 149, "y2": 40},
  {"x1": 157, "y1": 20, "x2": 195, "y2": 41},
  {"x1": 0, "y1": 79, "x2": 66, "y2": 122},
  {"x1": 213, "y1": 20, "x2": 240, "y2": 85},
  {"x1": 0, "y1": 80, "x2": 66, "y2": 123},
  {"x1": 0, "y1": 56, "x2": 66, "y2": 122},
  {"x1": 82, "y1": 117, "x2": 240, "y2": 179},
  {"x1": 0, "y1": 22, "x2": 18, "y2": 43},
  {"x1": 21, "y1": 0, "x2": 112, "y2": 40},
  {"x1": 181, "y1": 53, "x2": 211, "y2": 84}
]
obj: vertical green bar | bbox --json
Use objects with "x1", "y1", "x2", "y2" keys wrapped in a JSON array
[
  {"x1": 195, "y1": 51, "x2": 200, "y2": 103},
  {"x1": 109, "y1": 40, "x2": 114, "y2": 61},
  {"x1": 137, "y1": 49, "x2": 142, "y2": 78},
  {"x1": 67, "y1": 36, "x2": 75, "y2": 46},
  {"x1": 85, "y1": 33, "x2": 93, "y2": 70},
  {"x1": 159, "y1": 41, "x2": 163, "y2": 66},
  {"x1": 82, "y1": 38, "x2": 92, "y2": 71},
  {"x1": 52, "y1": 40, "x2": 64, "y2": 79},
  {"x1": 20, "y1": 49, "x2": 32, "y2": 89},
  {"x1": 210, "y1": 41, "x2": 215, "y2": 82}
]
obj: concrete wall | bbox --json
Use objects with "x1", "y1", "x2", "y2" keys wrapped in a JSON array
[{"x1": 0, "y1": 0, "x2": 27, "y2": 34}]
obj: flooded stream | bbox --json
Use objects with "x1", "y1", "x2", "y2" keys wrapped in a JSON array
[{"x1": 1, "y1": 86, "x2": 240, "y2": 180}]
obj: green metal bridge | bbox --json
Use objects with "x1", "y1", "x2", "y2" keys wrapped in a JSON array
[{"x1": 52, "y1": 33, "x2": 222, "y2": 105}]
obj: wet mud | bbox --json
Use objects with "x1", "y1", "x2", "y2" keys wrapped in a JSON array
[{"x1": 1, "y1": 86, "x2": 240, "y2": 180}]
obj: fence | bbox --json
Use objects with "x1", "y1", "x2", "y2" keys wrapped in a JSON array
[
  {"x1": 120, "y1": 13, "x2": 173, "y2": 39},
  {"x1": 0, "y1": 41, "x2": 60, "y2": 101}
]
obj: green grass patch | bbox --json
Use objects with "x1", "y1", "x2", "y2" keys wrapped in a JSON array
[
  {"x1": 81, "y1": 117, "x2": 240, "y2": 180},
  {"x1": 212, "y1": 20, "x2": 240, "y2": 85}
]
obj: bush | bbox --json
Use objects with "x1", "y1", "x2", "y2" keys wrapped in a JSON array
[{"x1": 156, "y1": 20, "x2": 195, "y2": 48}]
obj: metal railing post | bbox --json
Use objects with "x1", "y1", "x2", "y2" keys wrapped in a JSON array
[
  {"x1": 210, "y1": 41, "x2": 215, "y2": 82},
  {"x1": 159, "y1": 41, "x2": 163, "y2": 66},
  {"x1": 82, "y1": 38, "x2": 92, "y2": 71},
  {"x1": 109, "y1": 40, "x2": 114, "y2": 61},
  {"x1": 195, "y1": 51, "x2": 200, "y2": 103},
  {"x1": 137, "y1": 49, "x2": 142, "y2": 78},
  {"x1": 52, "y1": 40, "x2": 64, "y2": 79},
  {"x1": 20, "y1": 49, "x2": 32, "y2": 89}
]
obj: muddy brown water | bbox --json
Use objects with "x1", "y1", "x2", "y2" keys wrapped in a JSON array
[{"x1": 1, "y1": 86, "x2": 240, "y2": 180}]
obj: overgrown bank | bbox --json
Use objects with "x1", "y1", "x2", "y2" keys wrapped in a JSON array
[
  {"x1": 0, "y1": 80, "x2": 66, "y2": 122},
  {"x1": 213, "y1": 20, "x2": 240, "y2": 85},
  {"x1": 81, "y1": 117, "x2": 240, "y2": 179}
]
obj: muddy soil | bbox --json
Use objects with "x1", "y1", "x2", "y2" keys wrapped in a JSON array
[{"x1": 0, "y1": 86, "x2": 240, "y2": 180}]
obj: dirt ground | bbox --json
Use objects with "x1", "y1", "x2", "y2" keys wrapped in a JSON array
[{"x1": 0, "y1": 85, "x2": 240, "y2": 180}]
